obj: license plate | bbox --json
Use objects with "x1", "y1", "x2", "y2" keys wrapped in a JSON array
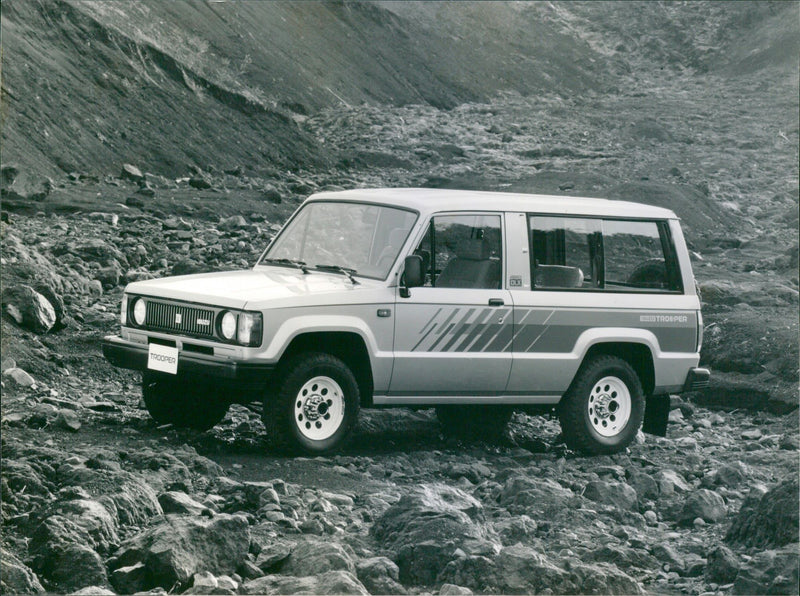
[{"x1": 147, "y1": 343, "x2": 179, "y2": 375}]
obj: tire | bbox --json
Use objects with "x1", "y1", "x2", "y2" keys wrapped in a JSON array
[
  {"x1": 435, "y1": 405, "x2": 512, "y2": 442},
  {"x1": 263, "y1": 353, "x2": 360, "y2": 454},
  {"x1": 142, "y1": 371, "x2": 230, "y2": 431},
  {"x1": 627, "y1": 259, "x2": 668, "y2": 289},
  {"x1": 558, "y1": 355, "x2": 644, "y2": 455}
]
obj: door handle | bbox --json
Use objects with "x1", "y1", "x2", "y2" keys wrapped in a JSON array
[{"x1": 488, "y1": 298, "x2": 505, "y2": 307}]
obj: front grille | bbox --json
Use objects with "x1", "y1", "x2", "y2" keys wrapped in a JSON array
[{"x1": 145, "y1": 301, "x2": 215, "y2": 338}]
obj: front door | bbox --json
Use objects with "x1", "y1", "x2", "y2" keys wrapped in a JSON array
[{"x1": 389, "y1": 213, "x2": 513, "y2": 397}]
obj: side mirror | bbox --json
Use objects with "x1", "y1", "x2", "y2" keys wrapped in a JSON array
[{"x1": 400, "y1": 255, "x2": 424, "y2": 297}]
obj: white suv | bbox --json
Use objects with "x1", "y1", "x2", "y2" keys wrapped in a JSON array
[{"x1": 103, "y1": 188, "x2": 709, "y2": 454}]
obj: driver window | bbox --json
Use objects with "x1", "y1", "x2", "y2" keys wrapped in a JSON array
[{"x1": 413, "y1": 214, "x2": 502, "y2": 289}]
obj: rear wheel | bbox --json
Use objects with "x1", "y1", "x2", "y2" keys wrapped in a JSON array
[
  {"x1": 558, "y1": 355, "x2": 644, "y2": 454},
  {"x1": 142, "y1": 371, "x2": 230, "y2": 431},
  {"x1": 263, "y1": 353, "x2": 360, "y2": 454},
  {"x1": 436, "y1": 405, "x2": 512, "y2": 442}
]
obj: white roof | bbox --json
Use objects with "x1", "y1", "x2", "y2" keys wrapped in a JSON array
[{"x1": 308, "y1": 188, "x2": 678, "y2": 220}]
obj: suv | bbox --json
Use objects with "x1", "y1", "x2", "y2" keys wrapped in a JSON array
[{"x1": 103, "y1": 188, "x2": 709, "y2": 454}]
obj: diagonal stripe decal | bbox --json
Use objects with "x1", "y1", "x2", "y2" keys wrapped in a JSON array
[
  {"x1": 453, "y1": 309, "x2": 496, "y2": 352},
  {"x1": 440, "y1": 308, "x2": 478, "y2": 352}
]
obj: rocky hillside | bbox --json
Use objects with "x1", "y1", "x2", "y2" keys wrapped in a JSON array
[
  {"x1": 1, "y1": 1, "x2": 799, "y2": 595},
  {"x1": 2, "y1": 1, "x2": 797, "y2": 177}
]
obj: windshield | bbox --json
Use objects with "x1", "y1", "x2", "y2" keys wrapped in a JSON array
[{"x1": 258, "y1": 201, "x2": 418, "y2": 280}]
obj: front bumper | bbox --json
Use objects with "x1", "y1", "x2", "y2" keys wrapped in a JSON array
[
  {"x1": 102, "y1": 335, "x2": 274, "y2": 382},
  {"x1": 682, "y1": 367, "x2": 711, "y2": 392}
]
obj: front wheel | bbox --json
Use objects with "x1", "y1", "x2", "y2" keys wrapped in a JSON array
[
  {"x1": 142, "y1": 372, "x2": 230, "y2": 431},
  {"x1": 558, "y1": 355, "x2": 644, "y2": 455},
  {"x1": 263, "y1": 353, "x2": 360, "y2": 454}
]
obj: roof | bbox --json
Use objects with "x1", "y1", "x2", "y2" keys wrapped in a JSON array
[{"x1": 307, "y1": 188, "x2": 679, "y2": 220}]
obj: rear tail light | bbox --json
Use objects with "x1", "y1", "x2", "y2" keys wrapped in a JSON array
[{"x1": 696, "y1": 310, "x2": 704, "y2": 352}]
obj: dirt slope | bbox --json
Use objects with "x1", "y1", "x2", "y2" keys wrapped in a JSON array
[{"x1": 3, "y1": 1, "x2": 797, "y2": 178}]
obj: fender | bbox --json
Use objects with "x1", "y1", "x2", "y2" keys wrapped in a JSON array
[
  {"x1": 573, "y1": 327, "x2": 699, "y2": 389},
  {"x1": 573, "y1": 327, "x2": 661, "y2": 360},
  {"x1": 263, "y1": 315, "x2": 383, "y2": 362}
]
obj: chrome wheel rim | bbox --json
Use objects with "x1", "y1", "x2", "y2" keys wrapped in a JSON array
[
  {"x1": 294, "y1": 376, "x2": 345, "y2": 441},
  {"x1": 587, "y1": 375, "x2": 631, "y2": 438}
]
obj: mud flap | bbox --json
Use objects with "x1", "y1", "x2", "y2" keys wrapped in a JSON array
[{"x1": 642, "y1": 394, "x2": 670, "y2": 437}]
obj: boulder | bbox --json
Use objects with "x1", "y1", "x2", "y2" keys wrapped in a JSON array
[
  {"x1": 56, "y1": 409, "x2": 81, "y2": 432},
  {"x1": 189, "y1": 176, "x2": 212, "y2": 190},
  {"x1": 254, "y1": 541, "x2": 293, "y2": 572},
  {"x1": 262, "y1": 185, "x2": 282, "y2": 204},
  {"x1": 280, "y1": 540, "x2": 356, "y2": 577},
  {"x1": 218, "y1": 215, "x2": 248, "y2": 231},
  {"x1": 679, "y1": 489, "x2": 727, "y2": 525},
  {"x1": 625, "y1": 469, "x2": 659, "y2": 500},
  {"x1": 732, "y1": 543, "x2": 799, "y2": 595},
  {"x1": 1, "y1": 167, "x2": 53, "y2": 201},
  {"x1": 492, "y1": 515, "x2": 538, "y2": 545},
  {"x1": 121, "y1": 164, "x2": 144, "y2": 183},
  {"x1": 3, "y1": 367, "x2": 37, "y2": 388},
  {"x1": 69, "y1": 587, "x2": 118, "y2": 595},
  {"x1": 356, "y1": 556, "x2": 406, "y2": 595},
  {"x1": 655, "y1": 469, "x2": 691, "y2": 495},
  {"x1": 726, "y1": 478, "x2": 799, "y2": 549},
  {"x1": 183, "y1": 571, "x2": 238, "y2": 595},
  {"x1": 109, "y1": 562, "x2": 147, "y2": 594},
  {"x1": 33, "y1": 283, "x2": 67, "y2": 330},
  {"x1": 651, "y1": 543, "x2": 686, "y2": 574},
  {"x1": 440, "y1": 544, "x2": 643, "y2": 595},
  {"x1": 583, "y1": 480, "x2": 638, "y2": 511},
  {"x1": 42, "y1": 543, "x2": 109, "y2": 593},
  {"x1": 2, "y1": 285, "x2": 56, "y2": 333},
  {"x1": 158, "y1": 491, "x2": 208, "y2": 516},
  {"x1": 66, "y1": 239, "x2": 128, "y2": 267},
  {"x1": 98, "y1": 477, "x2": 163, "y2": 527},
  {"x1": 591, "y1": 544, "x2": 659, "y2": 570},
  {"x1": 499, "y1": 476, "x2": 575, "y2": 515},
  {"x1": 241, "y1": 570, "x2": 368, "y2": 595},
  {"x1": 171, "y1": 258, "x2": 207, "y2": 276},
  {"x1": 126, "y1": 195, "x2": 146, "y2": 208},
  {"x1": 30, "y1": 499, "x2": 120, "y2": 557},
  {"x1": 705, "y1": 544, "x2": 740, "y2": 584},
  {"x1": 0, "y1": 547, "x2": 45, "y2": 593},
  {"x1": 95, "y1": 265, "x2": 122, "y2": 290},
  {"x1": 440, "y1": 584, "x2": 473, "y2": 595},
  {"x1": 712, "y1": 462, "x2": 748, "y2": 488},
  {"x1": 109, "y1": 513, "x2": 250, "y2": 592},
  {"x1": 371, "y1": 484, "x2": 489, "y2": 585}
]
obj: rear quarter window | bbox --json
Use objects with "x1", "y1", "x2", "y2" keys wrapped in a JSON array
[
  {"x1": 603, "y1": 219, "x2": 682, "y2": 292},
  {"x1": 528, "y1": 216, "x2": 682, "y2": 293}
]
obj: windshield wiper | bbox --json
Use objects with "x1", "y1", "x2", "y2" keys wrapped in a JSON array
[
  {"x1": 314, "y1": 264, "x2": 360, "y2": 285},
  {"x1": 261, "y1": 258, "x2": 309, "y2": 273}
]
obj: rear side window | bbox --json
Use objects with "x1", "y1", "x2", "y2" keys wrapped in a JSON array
[
  {"x1": 604, "y1": 220, "x2": 680, "y2": 292},
  {"x1": 530, "y1": 217, "x2": 601, "y2": 289},
  {"x1": 528, "y1": 216, "x2": 682, "y2": 293}
]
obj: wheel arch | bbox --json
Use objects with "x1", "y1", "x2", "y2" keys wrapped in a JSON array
[
  {"x1": 278, "y1": 331, "x2": 374, "y2": 407},
  {"x1": 580, "y1": 341, "x2": 655, "y2": 397}
]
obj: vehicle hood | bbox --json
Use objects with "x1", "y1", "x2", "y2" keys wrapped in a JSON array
[{"x1": 124, "y1": 267, "x2": 382, "y2": 309}]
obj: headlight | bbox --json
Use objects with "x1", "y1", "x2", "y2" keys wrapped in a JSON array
[
  {"x1": 121, "y1": 295, "x2": 128, "y2": 325},
  {"x1": 132, "y1": 298, "x2": 147, "y2": 326},
  {"x1": 237, "y1": 312, "x2": 263, "y2": 346},
  {"x1": 220, "y1": 311, "x2": 237, "y2": 340}
]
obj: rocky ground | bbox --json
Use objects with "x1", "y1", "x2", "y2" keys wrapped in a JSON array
[
  {"x1": 2, "y1": 2, "x2": 799, "y2": 595},
  {"x1": 2, "y1": 70, "x2": 799, "y2": 595}
]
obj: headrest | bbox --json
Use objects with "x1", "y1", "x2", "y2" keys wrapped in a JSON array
[
  {"x1": 535, "y1": 265, "x2": 584, "y2": 288},
  {"x1": 455, "y1": 237, "x2": 490, "y2": 260}
]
